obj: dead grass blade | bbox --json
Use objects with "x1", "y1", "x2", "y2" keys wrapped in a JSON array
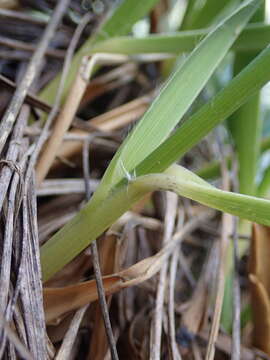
[
  {"x1": 0, "y1": 74, "x2": 51, "y2": 112},
  {"x1": 206, "y1": 144, "x2": 233, "y2": 360},
  {"x1": 168, "y1": 208, "x2": 184, "y2": 360},
  {"x1": 55, "y1": 305, "x2": 89, "y2": 360},
  {"x1": 37, "y1": 178, "x2": 99, "y2": 197},
  {"x1": 150, "y1": 192, "x2": 178, "y2": 360},
  {"x1": 0, "y1": 310, "x2": 33, "y2": 360}
]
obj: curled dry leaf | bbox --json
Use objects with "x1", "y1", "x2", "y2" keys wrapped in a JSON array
[
  {"x1": 44, "y1": 276, "x2": 121, "y2": 325},
  {"x1": 44, "y1": 212, "x2": 212, "y2": 325},
  {"x1": 44, "y1": 252, "x2": 167, "y2": 325},
  {"x1": 249, "y1": 223, "x2": 270, "y2": 355}
]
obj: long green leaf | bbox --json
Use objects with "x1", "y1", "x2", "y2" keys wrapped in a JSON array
[
  {"x1": 258, "y1": 165, "x2": 270, "y2": 197},
  {"x1": 180, "y1": 0, "x2": 230, "y2": 29},
  {"x1": 227, "y1": 4, "x2": 264, "y2": 196},
  {"x1": 90, "y1": 23, "x2": 270, "y2": 55},
  {"x1": 91, "y1": 0, "x2": 261, "y2": 207},
  {"x1": 134, "y1": 44, "x2": 270, "y2": 178},
  {"x1": 180, "y1": 0, "x2": 197, "y2": 30}
]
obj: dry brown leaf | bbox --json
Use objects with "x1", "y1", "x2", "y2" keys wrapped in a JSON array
[
  {"x1": 249, "y1": 223, "x2": 270, "y2": 355},
  {"x1": 44, "y1": 276, "x2": 122, "y2": 325},
  {"x1": 44, "y1": 253, "x2": 165, "y2": 325},
  {"x1": 44, "y1": 212, "x2": 212, "y2": 325}
]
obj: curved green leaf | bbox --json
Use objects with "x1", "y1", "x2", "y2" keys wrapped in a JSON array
[
  {"x1": 41, "y1": 163, "x2": 270, "y2": 281},
  {"x1": 91, "y1": 0, "x2": 261, "y2": 207},
  {"x1": 135, "y1": 44, "x2": 270, "y2": 178}
]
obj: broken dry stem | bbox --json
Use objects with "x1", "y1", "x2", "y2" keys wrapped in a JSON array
[{"x1": 36, "y1": 53, "x2": 129, "y2": 185}]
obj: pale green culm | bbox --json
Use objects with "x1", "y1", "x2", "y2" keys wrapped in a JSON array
[{"x1": 40, "y1": 0, "x2": 266, "y2": 282}]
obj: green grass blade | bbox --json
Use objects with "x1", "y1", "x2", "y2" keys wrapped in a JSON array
[
  {"x1": 196, "y1": 158, "x2": 232, "y2": 180},
  {"x1": 39, "y1": 0, "x2": 159, "y2": 105},
  {"x1": 90, "y1": 23, "x2": 270, "y2": 55},
  {"x1": 211, "y1": 0, "x2": 242, "y2": 26},
  {"x1": 91, "y1": 0, "x2": 261, "y2": 206},
  {"x1": 258, "y1": 165, "x2": 270, "y2": 197},
  {"x1": 228, "y1": 60, "x2": 262, "y2": 196},
  {"x1": 134, "y1": 44, "x2": 270, "y2": 178},
  {"x1": 181, "y1": 0, "x2": 231, "y2": 30},
  {"x1": 227, "y1": 1, "x2": 265, "y2": 195},
  {"x1": 180, "y1": 0, "x2": 197, "y2": 30},
  {"x1": 91, "y1": 29, "x2": 209, "y2": 54}
]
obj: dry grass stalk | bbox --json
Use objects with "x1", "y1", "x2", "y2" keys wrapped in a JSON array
[
  {"x1": 36, "y1": 53, "x2": 129, "y2": 185},
  {"x1": 206, "y1": 144, "x2": 233, "y2": 360},
  {"x1": 55, "y1": 305, "x2": 89, "y2": 360},
  {"x1": 80, "y1": 62, "x2": 138, "y2": 107},
  {"x1": 37, "y1": 178, "x2": 99, "y2": 196},
  {"x1": 0, "y1": 310, "x2": 33, "y2": 360},
  {"x1": 0, "y1": 74, "x2": 52, "y2": 112},
  {"x1": 54, "y1": 92, "x2": 152, "y2": 165},
  {"x1": 0, "y1": 11, "x2": 93, "y2": 357},
  {"x1": 82, "y1": 138, "x2": 119, "y2": 360},
  {"x1": 168, "y1": 208, "x2": 184, "y2": 360},
  {"x1": 150, "y1": 192, "x2": 178, "y2": 360}
]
